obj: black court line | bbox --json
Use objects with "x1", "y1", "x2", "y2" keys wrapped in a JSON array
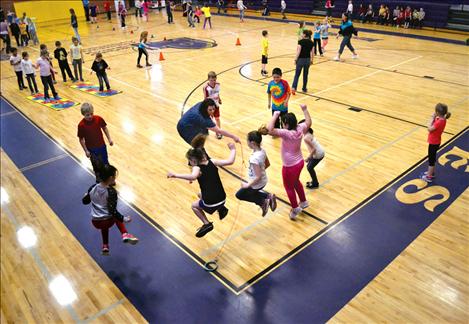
[
  {"x1": 237, "y1": 124, "x2": 469, "y2": 291},
  {"x1": 0, "y1": 95, "x2": 239, "y2": 293},
  {"x1": 340, "y1": 60, "x2": 469, "y2": 88},
  {"x1": 237, "y1": 59, "x2": 455, "y2": 135},
  {"x1": 181, "y1": 55, "x2": 329, "y2": 225}
]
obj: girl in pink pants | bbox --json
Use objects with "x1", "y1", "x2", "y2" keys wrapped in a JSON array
[{"x1": 266, "y1": 104, "x2": 312, "y2": 220}]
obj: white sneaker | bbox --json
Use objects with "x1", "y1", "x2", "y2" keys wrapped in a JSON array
[
  {"x1": 299, "y1": 201, "x2": 309, "y2": 209},
  {"x1": 333, "y1": 56, "x2": 340, "y2": 61},
  {"x1": 123, "y1": 215, "x2": 132, "y2": 223},
  {"x1": 289, "y1": 207, "x2": 302, "y2": 220},
  {"x1": 352, "y1": 54, "x2": 358, "y2": 59}
]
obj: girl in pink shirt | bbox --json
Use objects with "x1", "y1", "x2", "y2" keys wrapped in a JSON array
[{"x1": 266, "y1": 104, "x2": 311, "y2": 220}]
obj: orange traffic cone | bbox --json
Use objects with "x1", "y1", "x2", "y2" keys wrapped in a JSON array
[
  {"x1": 159, "y1": 51, "x2": 165, "y2": 61},
  {"x1": 235, "y1": 37, "x2": 241, "y2": 46}
]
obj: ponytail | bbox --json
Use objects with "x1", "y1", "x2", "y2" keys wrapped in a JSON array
[
  {"x1": 435, "y1": 103, "x2": 451, "y2": 119},
  {"x1": 190, "y1": 133, "x2": 207, "y2": 149},
  {"x1": 247, "y1": 127, "x2": 269, "y2": 145}
]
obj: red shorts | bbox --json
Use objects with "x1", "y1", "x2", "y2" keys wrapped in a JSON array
[{"x1": 213, "y1": 106, "x2": 220, "y2": 118}]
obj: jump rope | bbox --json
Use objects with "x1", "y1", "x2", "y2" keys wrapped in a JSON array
[{"x1": 203, "y1": 141, "x2": 246, "y2": 272}]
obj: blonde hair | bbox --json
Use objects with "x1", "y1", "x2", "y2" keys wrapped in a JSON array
[
  {"x1": 435, "y1": 103, "x2": 451, "y2": 119},
  {"x1": 140, "y1": 31, "x2": 148, "y2": 42},
  {"x1": 80, "y1": 102, "x2": 94, "y2": 115},
  {"x1": 207, "y1": 71, "x2": 217, "y2": 79}
]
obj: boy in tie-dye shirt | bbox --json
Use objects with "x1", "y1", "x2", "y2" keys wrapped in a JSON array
[{"x1": 267, "y1": 67, "x2": 291, "y2": 129}]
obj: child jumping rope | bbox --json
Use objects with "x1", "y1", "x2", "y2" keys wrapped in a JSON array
[
  {"x1": 421, "y1": 103, "x2": 451, "y2": 183},
  {"x1": 266, "y1": 104, "x2": 311, "y2": 220},
  {"x1": 167, "y1": 135, "x2": 236, "y2": 238},
  {"x1": 236, "y1": 128, "x2": 277, "y2": 217},
  {"x1": 83, "y1": 164, "x2": 139, "y2": 255},
  {"x1": 301, "y1": 122, "x2": 325, "y2": 189}
]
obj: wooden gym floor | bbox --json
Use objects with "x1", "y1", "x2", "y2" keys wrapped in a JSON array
[{"x1": 1, "y1": 7, "x2": 468, "y2": 323}]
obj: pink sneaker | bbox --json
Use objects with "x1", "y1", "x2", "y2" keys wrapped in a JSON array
[
  {"x1": 101, "y1": 244, "x2": 110, "y2": 255},
  {"x1": 122, "y1": 233, "x2": 139, "y2": 245}
]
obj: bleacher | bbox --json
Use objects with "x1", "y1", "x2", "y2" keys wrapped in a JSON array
[{"x1": 240, "y1": 1, "x2": 465, "y2": 29}]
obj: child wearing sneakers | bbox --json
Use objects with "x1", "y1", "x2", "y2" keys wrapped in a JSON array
[
  {"x1": 54, "y1": 41, "x2": 75, "y2": 82},
  {"x1": 167, "y1": 135, "x2": 236, "y2": 238},
  {"x1": 236, "y1": 128, "x2": 277, "y2": 217},
  {"x1": 267, "y1": 67, "x2": 291, "y2": 129},
  {"x1": 10, "y1": 47, "x2": 26, "y2": 91},
  {"x1": 421, "y1": 103, "x2": 451, "y2": 182},
  {"x1": 266, "y1": 104, "x2": 311, "y2": 220},
  {"x1": 301, "y1": 122, "x2": 325, "y2": 189},
  {"x1": 313, "y1": 21, "x2": 323, "y2": 56},
  {"x1": 36, "y1": 49, "x2": 59, "y2": 101},
  {"x1": 70, "y1": 37, "x2": 85, "y2": 81},
  {"x1": 83, "y1": 164, "x2": 138, "y2": 255},
  {"x1": 203, "y1": 71, "x2": 223, "y2": 139},
  {"x1": 261, "y1": 30, "x2": 269, "y2": 76},
  {"x1": 320, "y1": 18, "x2": 331, "y2": 53},
  {"x1": 21, "y1": 51, "x2": 39, "y2": 95},
  {"x1": 90, "y1": 52, "x2": 111, "y2": 92},
  {"x1": 77, "y1": 103, "x2": 114, "y2": 182}
]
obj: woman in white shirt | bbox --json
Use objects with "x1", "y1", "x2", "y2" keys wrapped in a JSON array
[{"x1": 236, "y1": 128, "x2": 277, "y2": 217}]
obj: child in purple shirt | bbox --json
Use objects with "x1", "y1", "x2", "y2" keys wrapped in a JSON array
[{"x1": 36, "y1": 49, "x2": 59, "y2": 101}]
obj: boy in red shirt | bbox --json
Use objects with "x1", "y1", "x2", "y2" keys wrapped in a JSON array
[
  {"x1": 421, "y1": 103, "x2": 451, "y2": 183},
  {"x1": 104, "y1": 1, "x2": 111, "y2": 20},
  {"x1": 77, "y1": 103, "x2": 114, "y2": 182}
]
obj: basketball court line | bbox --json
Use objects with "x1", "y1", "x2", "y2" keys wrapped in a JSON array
[
  {"x1": 1, "y1": 199, "x2": 82, "y2": 323},
  {"x1": 236, "y1": 57, "x2": 456, "y2": 134},
  {"x1": 19, "y1": 153, "x2": 69, "y2": 172},
  {"x1": 292, "y1": 55, "x2": 423, "y2": 101},
  {"x1": 201, "y1": 126, "x2": 420, "y2": 258}
]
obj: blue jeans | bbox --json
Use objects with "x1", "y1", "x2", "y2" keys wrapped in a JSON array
[
  {"x1": 291, "y1": 58, "x2": 311, "y2": 91},
  {"x1": 72, "y1": 27, "x2": 80, "y2": 42},
  {"x1": 88, "y1": 145, "x2": 109, "y2": 180}
]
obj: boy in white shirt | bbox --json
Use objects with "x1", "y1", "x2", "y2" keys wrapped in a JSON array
[
  {"x1": 10, "y1": 48, "x2": 26, "y2": 91},
  {"x1": 21, "y1": 51, "x2": 39, "y2": 95}
]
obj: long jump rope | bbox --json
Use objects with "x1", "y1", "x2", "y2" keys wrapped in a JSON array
[{"x1": 203, "y1": 141, "x2": 246, "y2": 272}]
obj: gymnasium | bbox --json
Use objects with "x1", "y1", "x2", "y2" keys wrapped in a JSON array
[{"x1": 0, "y1": 0, "x2": 468, "y2": 322}]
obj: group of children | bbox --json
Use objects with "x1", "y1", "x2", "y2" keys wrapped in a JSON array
[
  {"x1": 358, "y1": 4, "x2": 425, "y2": 29},
  {"x1": 10, "y1": 36, "x2": 114, "y2": 99}
]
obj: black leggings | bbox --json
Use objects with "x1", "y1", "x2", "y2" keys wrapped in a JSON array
[
  {"x1": 137, "y1": 47, "x2": 149, "y2": 65},
  {"x1": 338, "y1": 36, "x2": 355, "y2": 55},
  {"x1": 15, "y1": 71, "x2": 25, "y2": 89},
  {"x1": 236, "y1": 187, "x2": 268, "y2": 207},
  {"x1": 428, "y1": 144, "x2": 439, "y2": 167},
  {"x1": 307, "y1": 156, "x2": 324, "y2": 185},
  {"x1": 25, "y1": 73, "x2": 38, "y2": 93},
  {"x1": 40, "y1": 75, "x2": 57, "y2": 99},
  {"x1": 313, "y1": 38, "x2": 322, "y2": 55}
]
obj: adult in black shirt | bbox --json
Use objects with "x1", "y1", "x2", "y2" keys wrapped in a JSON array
[
  {"x1": 9, "y1": 19, "x2": 20, "y2": 47},
  {"x1": 292, "y1": 29, "x2": 314, "y2": 93},
  {"x1": 333, "y1": 13, "x2": 358, "y2": 61}
]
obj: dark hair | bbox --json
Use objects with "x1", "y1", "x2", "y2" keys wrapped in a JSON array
[
  {"x1": 262, "y1": 30, "x2": 268, "y2": 36},
  {"x1": 55, "y1": 41, "x2": 61, "y2": 46},
  {"x1": 435, "y1": 103, "x2": 451, "y2": 119},
  {"x1": 186, "y1": 148, "x2": 206, "y2": 164},
  {"x1": 272, "y1": 67, "x2": 282, "y2": 76},
  {"x1": 299, "y1": 21, "x2": 305, "y2": 28},
  {"x1": 70, "y1": 8, "x2": 75, "y2": 14},
  {"x1": 21, "y1": 51, "x2": 28, "y2": 58},
  {"x1": 11, "y1": 47, "x2": 17, "y2": 53},
  {"x1": 199, "y1": 98, "x2": 216, "y2": 118},
  {"x1": 247, "y1": 127, "x2": 269, "y2": 145},
  {"x1": 101, "y1": 165, "x2": 118, "y2": 181},
  {"x1": 281, "y1": 113, "x2": 298, "y2": 130},
  {"x1": 298, "y1": 119, "x2": 313, "y2": 134},
  {"x1": 303, "y1": 29, "x2": 312, "y2": 38},
  {"x1": 40, "y1": 44, "x2": 47, "y2": 50},
  {"x1": 191, "y1": 134, "x2": 207, "y2": 149}
]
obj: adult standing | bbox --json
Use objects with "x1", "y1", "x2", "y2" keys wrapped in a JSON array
[
  {"x1": 0, "y1": 18, "x2": 11, "y2": 54},
  {"x1": 333, "y1": 13, "x2": 358, "y2": 61},
  {"x1": 291, "y1": 29, "x2": 313, "y2": 94},
  {"x1": 21, "y1": 13, "x2": 30, "y2": 39},
  {"x1": 135, "y1": 0, "x2": 143, "y2": 17},
  {"x1": 177, "y1": 99, "x2": 240, "y2": 146},
  {"x1": 83, "y1": 0, "x2": 90, "y2": 22},
  {"x1": 325, "y1": 0, "x2": 332, "y2": 20},
  {"x1": 281, "y1": 0, "x2": 287, "y2": 19},
  {"x1": 237, "y1": 0, "x2": 247, "y2": 22}
]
